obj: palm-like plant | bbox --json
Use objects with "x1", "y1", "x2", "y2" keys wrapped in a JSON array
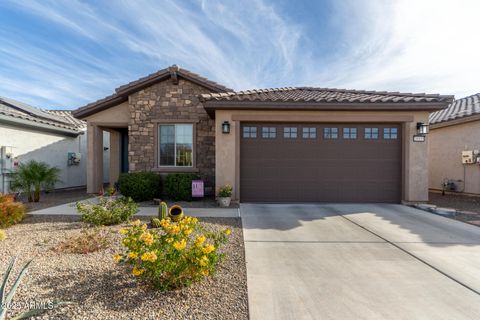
[{"x1": 10, "y1": 161, "x2": 60, "y2": 202}]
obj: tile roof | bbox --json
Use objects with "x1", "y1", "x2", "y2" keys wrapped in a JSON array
[
  {"x1": 0, "y1": 96, "x2": 84, "y2": 133},
  {"x1": 200, "y1": 87, "x2": 454, "y2": 104},
  {"x1": 73, "y1": 65, "x2": 231, "y2": 118},
  {"x1": 115, "y1": 65, "x2": 232, "y2": 94},
  {"x1": 46, "y1": 110, "x2": 86, "y2": 130},
  {"x1": 429, "y1": 93, "x2": 480, "y2": 125}
]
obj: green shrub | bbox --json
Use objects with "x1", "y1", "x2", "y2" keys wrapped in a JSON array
[
  {"x1": 118, "y1": 172, "x2": 161, "y2": 202},
  {"x1": 114, "y1": 217, "x2": 230, "y2": 291},
  {"x1": 0, "y1": 193, "x2": 26, "y2": 228},
  {"x1": 164, "y1": 173, "x2": 199, "y2": 201},
  {"x1": 76, "y1": 197, "x2": 138, "y2": 226}
]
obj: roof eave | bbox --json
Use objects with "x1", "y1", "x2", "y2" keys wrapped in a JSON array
[
  {"x1": 115, "y1": 72, "x2": 170, "y2": 96},
  {"x1": 202, "y1": 100, "x2": 451, "y2": 117},
  {"x1": 116, "y1": 72, "x2": 229, "y2": 97},
  {"x1": 73, "y1": 70, "x2": 231, "y2": 120},
  {"x1": 430, "y1": 113, "x2": 480, "y2": 129},
  {"x1": 0, "y1": 114, "x2": 82, "y2": 137},
  {"x1": 72, "y1": 95, "x2": 128, "y2": 119}
]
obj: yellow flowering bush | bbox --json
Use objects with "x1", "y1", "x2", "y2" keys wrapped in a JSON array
[{"x1": 115, "y1": 217, "x2": 230, "y2": 291}]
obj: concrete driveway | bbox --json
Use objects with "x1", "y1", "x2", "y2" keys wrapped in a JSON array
[{"x1": 241, "y1": 203, "x2": 480, "y2": 320}]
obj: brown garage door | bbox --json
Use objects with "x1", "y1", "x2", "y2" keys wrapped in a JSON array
[{"x1": 240, "y1": 123, "x2": 402, "y2": 203}]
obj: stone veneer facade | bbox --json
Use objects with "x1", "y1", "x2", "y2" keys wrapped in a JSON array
[{"x1": 127, "y1": 78, "x2": 216, "y2": 193}]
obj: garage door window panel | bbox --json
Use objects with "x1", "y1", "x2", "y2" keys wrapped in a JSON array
[
  {"x1": 364, "y1": 128, "x2": 379, "y2": 139},
  {"x1": 343, "y1": 128, "x2": 357, "y2": 139},
  {"x1": 384, "y1": 127, "x2": 398, "y2": 139},
  {"x1": 323, "y1": 128, "x2": 338, "y2": 139},
  {"x1": 243, "y1": 126, "x2": 257, "y2": 138},
  {"x1": 303, "y1": 127, "x2": 317, "y2": 139},
  {"x1": 284, "y1": 127, "x2": 297, "y2": 138},
  {"x1": 262, "y1": 127, "x2": 276, "y2": 138}
]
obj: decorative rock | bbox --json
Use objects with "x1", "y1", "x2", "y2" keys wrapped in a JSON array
[
  {"x1": 414, "y1": 203, "x2": 437, "y2": 211},
  {"x1": 432, "y1": 207, "x2": 457, "y2": 217}
]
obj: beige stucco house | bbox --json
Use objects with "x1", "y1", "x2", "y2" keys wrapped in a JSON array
[
  {"x1": 0, "y1": 96, "x2": 110, "y2": 193},
  {"x1": 429, "y1": 93, "x2": 480, "y2": 194},
  {"x1": 72, "y1": 65, "x2": 453, "y2": 203}
]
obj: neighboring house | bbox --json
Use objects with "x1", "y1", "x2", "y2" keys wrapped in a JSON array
[
  {"x1": 429, "y1": 93, "x2": 480, "y2": 194},
  {"x1": 0, "y1": 96, "x2": 110, "y2": 193},
  {"x1": 72, "y1": 65, "x2": 452, "y2": 203}
]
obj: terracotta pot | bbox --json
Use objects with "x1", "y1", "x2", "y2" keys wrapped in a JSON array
[
  {"x1": 169, "y1": 205, "x2": 185, "y2": 222},
  {"x1": 218, "y1": 197, "x2": 231, "y2": 208}
]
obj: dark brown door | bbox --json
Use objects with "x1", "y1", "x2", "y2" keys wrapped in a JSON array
[{"x1": 240, "y1": 123, "x2": 402, "y2": 203}]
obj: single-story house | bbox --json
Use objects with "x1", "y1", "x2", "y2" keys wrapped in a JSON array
[
  {"x1": 0, "y1": 96, "x2": 110, "y2": 193},
  {"x1": 429, "y1": 93, "x2": 480, "y2": 194},
  {"x1": 72, "y1": 65, "x2": 453, "y2": 203}
]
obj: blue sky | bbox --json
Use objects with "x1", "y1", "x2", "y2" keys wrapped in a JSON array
[{"x1": 0, "y1": 0, "x2": 479, "y2": 110}]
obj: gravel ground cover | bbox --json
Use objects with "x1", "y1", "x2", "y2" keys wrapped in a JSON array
[
  {"x1": 0, "y1": 215, "x2": 248, "y2": 320},
  {"x1": 19, "y1": 188, "x2": 92, "y2": 212},
  {"x1": 429, "y1": 192, "x2": 480, "y2": 227},
  {"x1": 138, "y1": 196, "x2": 239, "y2": 209}
]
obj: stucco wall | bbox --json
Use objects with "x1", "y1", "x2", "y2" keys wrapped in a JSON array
[
  {"x1": 83, "y1": 102, "x2": 129, "y2": 193},
  {"x1": 84, "y1": 101, "x2": 130, "y2": 124},
  {"x1": 215, "y1": 109, "x2": 430, "y2": 202},
  {"x1": 429, "y1": 121, "x2": 480, "y2": 194},
  {"x1": 0, "y1": 123, "x2": 110, "y2": 193}
]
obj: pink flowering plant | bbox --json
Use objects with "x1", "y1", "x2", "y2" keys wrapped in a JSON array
[{"x1": 114, "y1": 217, "x2": 230, "y2": 291}]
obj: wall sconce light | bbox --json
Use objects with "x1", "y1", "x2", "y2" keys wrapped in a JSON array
[
  {"x1": 416, "y1": 122, "x2": 429, "y2": 135},
  {"x1": 222, "y1": 121, "x2": 231, "y2": 134}
]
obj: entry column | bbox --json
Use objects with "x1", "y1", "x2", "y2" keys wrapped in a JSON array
[{"x1": 87, "y1": 124, "x2": 104, "y2": 193}]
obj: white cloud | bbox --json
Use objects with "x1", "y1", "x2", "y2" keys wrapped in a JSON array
[
  {"x1": 0, "y1": 0, "x2": 307, "y2": 107},
  {"x1": 0, "y1": 0, "x2": 478, "y2": 109},
  {"x1": 317, "y1": 0, "x2": 480, "y2": 97}
]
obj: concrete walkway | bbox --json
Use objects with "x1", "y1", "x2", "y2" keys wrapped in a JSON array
[
  {"x1": 241, "y1": 203, "x2": 480, "y2": 320},
  {"x1": 28, "y1": 197, "x2": 239, "y2": 218}
]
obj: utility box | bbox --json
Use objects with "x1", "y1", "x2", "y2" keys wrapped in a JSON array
[
  {"x1": 462, "y1": 150, "x2": 475, "y2": 164},
  {"x1": 1, "y1": 146, "x2": 14, "y2": 172},
  {"x1": 68, "y1": 152, "x2": 81, "y2": 166}
]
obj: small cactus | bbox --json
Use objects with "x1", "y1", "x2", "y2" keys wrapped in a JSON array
[
  {"x1": 151, "y1": 218, "x2": 162, "y2": 228},
  {"x1": 159, "y1": 202, "x2": 168, "y2": 220}
]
